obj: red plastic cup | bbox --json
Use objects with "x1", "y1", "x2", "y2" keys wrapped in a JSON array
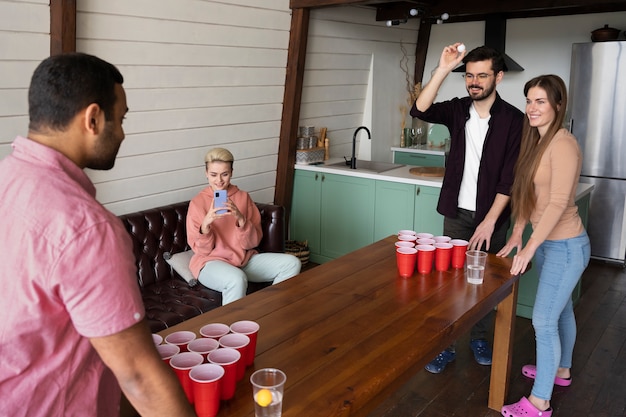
[
  {"x1": 170, "y1": 351, "x2": 204, "y2": 404},
  {"x1": 199, "y1": 323, "x2": 230, "y2": 340},
  {"x1": 451, "y1": 239, "x2": 469, "y2": 269},
  {"x1": 398, "y1": 229, "x2": 416, "y2": 236},
  {"x1": 395, "y1": 241, "x2": 415, "y2": 249},
  {"x1": 416, "y1": 232, "x2": 434, "y2": 240},
  {"x1": 434, "y1": 242, "x2": 453, "y2": 271},
  {"x1": 152, "y1": 333, "x2": 163, "y2": 345},
  {"x1": 396, "y1": 246, "x2": 417, "y2": 277},
  {"x1": 416, "y1": 244, "x2": 435, "y2": 274},
  {"x1": 157, "y1": 344, "x2": 180, "y2": 364},
  {"x1": 434, "y1": 235, "x2": 451, "y2": 243},
  {"x1": 230, "y1": 320, "x2": 260, "y2": 366},
  {"x1": 208, "y1": 348, "x2": 241, "y2": 400},
  {"x1": 190, "y1": 363, "x2": 224, "y2": 417},
  {"x1": 165, "y1": 330, "x2": 197, "y2": 352},
  {"x1": 188, "y1": 337, "x2": 220, "y2": 362},
  {"x1": 218, "y1": 333, "x2": 250, "y2": 381},
  {"x1": 397, "y1": 234, "x2": 417, "y2": 243},
  {"x1": 416, "y1": 238, "x2": 435, "y2": 246}
]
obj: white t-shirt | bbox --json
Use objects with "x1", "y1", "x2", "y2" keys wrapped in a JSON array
[{"x1": 458, "y1": 104, "x2": 490, "y2": 211}]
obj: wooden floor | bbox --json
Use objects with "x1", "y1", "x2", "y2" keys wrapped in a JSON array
[{"x1": 359, "y1": 260, "x2": 626, "y2": 417}]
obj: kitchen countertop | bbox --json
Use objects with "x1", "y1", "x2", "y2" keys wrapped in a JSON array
[
  {"x1": 294, "y1": 159, "x2": 595, "y2": 200},
  {"x1": 295, "y1": 158, "x2": 444, "y2": 188}
]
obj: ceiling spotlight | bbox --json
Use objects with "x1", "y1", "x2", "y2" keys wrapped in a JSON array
[
  {"x1": 436, "y1": 12, "x2": 450, "y2": 24},
  {"x1": 385, "y1": 19, "x2": 406, "y2": 27},
  {"x1": 409, "y1": 8, "x2": 419, "y2": 16}
]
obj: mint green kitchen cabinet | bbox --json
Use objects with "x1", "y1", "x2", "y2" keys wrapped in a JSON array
[
  {"x1": 413, "y1": 185, "x2": 444, "y2": 236},
  {"x1": 290, "y1": 171, "x2": 375, "y2": 264},
  {"x1": 291, "y1": 170, "x2": 445, "y2": 264},
  {"x1": 373, "y1": 181, "x2": 444, "y2": 239},
  {"x1": 393, "y1": 151, "x2": 445, "y2": 167},
  {"x1": 515, "y1": 192, "x2": 591, "y2": 319},
  {"x1": 290, "y1": 170, "x2": 322, "y2": 256},
  {"x1": 374, "y1": 181, "x2": 415, "y2": 241},
  {"x1": 320, "y1": 173, "x2": 375, "y2": 260}
]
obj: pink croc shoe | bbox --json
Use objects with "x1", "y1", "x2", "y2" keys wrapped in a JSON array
[
  {"x1": 522, "y1": 364, "x2": 572, "y2": 387},
  {"x1": 501, "y1": 397, "x2": 552, "y2": 417}
]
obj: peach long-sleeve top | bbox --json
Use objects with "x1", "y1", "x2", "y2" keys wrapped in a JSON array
[{"x1": 529, "y1": 128, "x2": 585, "y2": 244}]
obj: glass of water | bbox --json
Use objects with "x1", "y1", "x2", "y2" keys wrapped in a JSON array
[
  {"x1": 466, "y1": 250, "x2": 487, "y2": 284},
  {"x1": 251, "y1": 368, "x2": 286, "y2": 417}
]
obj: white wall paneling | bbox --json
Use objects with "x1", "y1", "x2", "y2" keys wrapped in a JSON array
[
  {"x1": 74, "y1": 0, "x2": 292, "y2": 214},
  {"x1": 0, "y1": 0, "x2": 50, "y2": 154},
  {"x1": 299, "y1": 6, "x2": 419, "y2": 163}
]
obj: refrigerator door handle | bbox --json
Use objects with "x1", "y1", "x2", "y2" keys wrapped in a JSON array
[{"x1": 568, "y1": 118, "x2": 574, "y2": 133}]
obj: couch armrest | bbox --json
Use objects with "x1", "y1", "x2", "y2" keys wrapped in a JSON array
[{"x1": 256, "y1": 203, "x2": 285, "y2": 253}]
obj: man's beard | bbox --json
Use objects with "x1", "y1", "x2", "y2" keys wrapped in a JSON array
[
  {"x1": 88, "y1": 122, "x2": 121, "y2": 171},
  {"x1": 467, "y1": 81, "x2": 496, "y2": 101}
]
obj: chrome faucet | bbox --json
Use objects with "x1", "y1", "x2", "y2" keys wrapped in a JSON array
[{"x1": 349, "y1": 126, "x2": 371, "y2": 169}]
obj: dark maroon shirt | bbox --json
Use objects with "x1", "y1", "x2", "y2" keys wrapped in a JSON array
[{"x1": 411, "y1": 93, "x2": 523, "y2": 230}]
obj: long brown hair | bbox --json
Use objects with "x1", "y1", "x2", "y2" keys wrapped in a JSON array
[{"x1": 511, "y1": 75, "x2": 568, "y2": 221}]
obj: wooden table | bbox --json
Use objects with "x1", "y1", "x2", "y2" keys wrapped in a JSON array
[{"x1": 159, "y1": 236, "x2": 520, "y2": 416}]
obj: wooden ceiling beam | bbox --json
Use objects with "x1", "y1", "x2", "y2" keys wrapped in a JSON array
[{"x1": 290, "y1": 0, "x2": 401, "y2": 9}]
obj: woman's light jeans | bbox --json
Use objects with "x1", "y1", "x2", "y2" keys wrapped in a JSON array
[
  {"x1": 531, "y1": 231, "x2": 590, "y2": 401},
  {"x1": 198, "y1": 253, "x2": 301, "y2": 305}
]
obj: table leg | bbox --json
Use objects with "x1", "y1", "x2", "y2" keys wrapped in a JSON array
[{"x1": 488, "y1": 280, "x2": 519, "y2": 411}]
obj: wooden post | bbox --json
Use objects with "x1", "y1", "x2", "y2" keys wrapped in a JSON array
[
  {"x1": 274, "y1": 8, "x2": 310, "y2": 223},
  {"x1": 50, "y1": 0, "x2": 76, "y2": 55}
]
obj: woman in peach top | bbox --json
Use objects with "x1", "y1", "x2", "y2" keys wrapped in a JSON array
[
  {"x1": 498, "y1": 75, "x2": 590, "y2": 417},
  {"x1": 186, "y1": 148, "x2": 301, "y2": 305}
]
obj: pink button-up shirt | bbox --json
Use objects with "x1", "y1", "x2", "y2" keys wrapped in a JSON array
[{"x1": 0, "y1": 136, "x2": 144, "y2": 416}]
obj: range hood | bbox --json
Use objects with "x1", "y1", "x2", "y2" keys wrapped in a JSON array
[{"x1": 453, "y1": 17, "x2": 524, "y2": 72}]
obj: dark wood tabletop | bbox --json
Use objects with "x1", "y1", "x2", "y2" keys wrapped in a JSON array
[{"x1": 158, "y1": 236, "x2": 520, "y2": 416}]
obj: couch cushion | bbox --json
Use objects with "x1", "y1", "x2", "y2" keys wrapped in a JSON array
[
  {"x1": 142, "y1": 280, "x2": 222, "y2": 332},
  {"x1": 164, "y1": 250, "x2": 196, "y2": 286}
]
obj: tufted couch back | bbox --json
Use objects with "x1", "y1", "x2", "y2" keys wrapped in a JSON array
[{"x1": 118, "y1": 201, "x2": 285, "y2": 332}]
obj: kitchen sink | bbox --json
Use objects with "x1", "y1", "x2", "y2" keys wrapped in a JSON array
[{"x1": 325, "y1": 160, "x2": 405, "y2": 173}]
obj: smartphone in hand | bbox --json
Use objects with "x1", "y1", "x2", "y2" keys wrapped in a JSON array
[{"x1": 214, "y1": 190, "x2": 228, "y2": 214}]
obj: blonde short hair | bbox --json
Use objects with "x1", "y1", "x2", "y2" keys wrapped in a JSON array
[{"x1": 204, "y1": 148, "x2": 234, "y2": 169}]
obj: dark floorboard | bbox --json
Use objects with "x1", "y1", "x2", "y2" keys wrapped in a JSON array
[{"x1": 365, "y1": 260, "x2": 626, "y2": 417}]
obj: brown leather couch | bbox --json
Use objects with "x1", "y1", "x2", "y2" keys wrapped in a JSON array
[{"x1": 118, "y1": 201, "x2": 285, "y2": 332}]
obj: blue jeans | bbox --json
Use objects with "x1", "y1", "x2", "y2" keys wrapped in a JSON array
[
  {"x1": 198, "y1": 253, "x2": 301, "y2": 305},
  {"x1": 531, "y1": 231, "x2": 590, "y2": 401}
]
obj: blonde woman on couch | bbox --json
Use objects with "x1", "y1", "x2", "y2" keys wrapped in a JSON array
[{"x1": 186, "y1": 148, "x2": 301, "y2": 304}]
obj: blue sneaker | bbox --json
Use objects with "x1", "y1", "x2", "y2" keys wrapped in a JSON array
[
  {"x1": 424, "y1": 350, "x2": 456, "y2": 374},
  {"x1": 470, "y1": 339, "x2": 492, "y2": 365}
]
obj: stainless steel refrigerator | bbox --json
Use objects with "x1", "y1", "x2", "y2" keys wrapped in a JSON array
[{"x1": 568, "y1": 41, "x2": 626, "y2": 266}]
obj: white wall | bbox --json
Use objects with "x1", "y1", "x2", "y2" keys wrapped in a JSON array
[
  {"x1": 0, "y1": 0, "x2": 49, "y2": 152},
  {"x1": 299, "y1": 6, "x2": 418, "y2": 163},
  {"x1": 76, "y1": 0, "x2": 291, "y2": 214},
  {"x1": 0, "y1": 0, "x2": 292, "y2": 215}
]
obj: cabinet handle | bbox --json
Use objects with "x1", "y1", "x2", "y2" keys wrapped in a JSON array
[
  {"x1": 416, "y1": 187, "x2": 421, "y2": 196},
  {"x1": 315, "y1": 173, "x2": 318, "y2": 181},
  {"x1": 321, "y1": 174, "x2": 325, "y2": 182}
]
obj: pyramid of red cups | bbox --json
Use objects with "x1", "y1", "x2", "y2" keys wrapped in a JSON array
[
  {"x1": 395, "y1": 230, "x2": 468, "y2": 277},
  {"x1": 154, "y1": 320, "x2": 269, "y2": 417}
]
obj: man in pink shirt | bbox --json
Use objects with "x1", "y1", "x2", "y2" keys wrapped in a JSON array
[{"x1": 0, "y1": 53, "x2": 195, "y2": 416}]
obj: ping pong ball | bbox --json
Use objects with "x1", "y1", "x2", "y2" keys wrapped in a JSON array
[
  {"x1": 458, "y1": 44, "x2": 466, "y2": 52},
  {"x1": 256, "y1": 389, "x2": 273, "y2": 407}
]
